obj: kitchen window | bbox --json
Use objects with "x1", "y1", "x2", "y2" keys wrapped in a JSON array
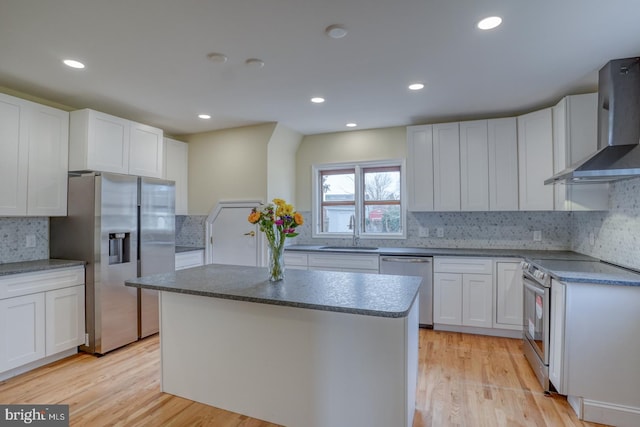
[{"x1": 312, "y1": 160, "x2": 406, "y2": 239}]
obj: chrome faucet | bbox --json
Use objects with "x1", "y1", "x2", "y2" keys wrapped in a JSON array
[{"x1": 348, "y1": 214, "x2": 359, "y2": 246}]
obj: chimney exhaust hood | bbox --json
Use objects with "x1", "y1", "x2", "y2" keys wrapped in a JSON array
[{"x1": 545, "y1": 57, "x2": 640, "y2": 184}]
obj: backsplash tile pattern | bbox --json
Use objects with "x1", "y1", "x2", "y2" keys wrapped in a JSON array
[
  {"x1": 176, "y1": 215, "x2": 207, "y2": 247},
  {"x1": 293, "y1": 211, "x2": 572, "y2": 250},
  {"x1": 572, "y1": 177, "x2": 640, "y2": 270},
  {"x1": 0, "y1": 217, "x2": 49, "y2": 263}
]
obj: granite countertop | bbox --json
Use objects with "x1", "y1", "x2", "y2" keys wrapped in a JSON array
[
  {"x1": 528, "y1": 259, "x2": 640, "y2": 286},
  {"x1": 285, "y1": 244, "x2": 598, "y2": 261},
  {"x1": 175, "y1": 246, "x2": 205, "y2": 253},
  {"x1": 0, "y1": 259, "x2": 86, "y2": 276},
  {"x1": 125, "y1": 263, "x2": 421, "y2": 318}
]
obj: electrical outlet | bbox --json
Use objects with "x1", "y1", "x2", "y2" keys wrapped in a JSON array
[
  {"x1": 436, "y1": 227, "x2": 444, "y2": 238},
  {"x1": 25, "y1": 234, "x2": 36, "y2": 248},
  {"x1": 533, "y1": 230, "x2": 542, "y2": 242},
  {"x1": 418, "y1": 226, "x2": 429, "y2": 237}
]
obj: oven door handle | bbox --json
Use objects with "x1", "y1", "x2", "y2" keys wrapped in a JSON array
[{"x1": 524, "y1": 279, "x2": 546, "y2": 295}]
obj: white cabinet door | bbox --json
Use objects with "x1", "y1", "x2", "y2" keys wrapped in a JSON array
[
  {"x1": 462, "y1": 273, "x2": 493, "y2": 328},
  {"x1": 45, "y1": 285, "x2": 85, "y2": 356},
  {"x1": 549, "y1": 280, "x2": 566, "y2": 394},
  {"x1": 406, "y1": 125, "x2": 434, "y2": 211},
  {"x1": 283, "y1": 252, "x2": 309, "y2": 270},
  {"x1": 488, "y1": 118, "x2": 519, "y2": 211},
  {"x1": 460, "y1": 120, "x2": 489, "y2": 211},
  {"x1": 26, "y1": 104, "x2": 69, "y2": 216},
  {"x1": 433, "y1": 273, "x2": 462, "y2": 325},
  {"x1": 0, "y1": 293, "x2": 45, "y2": 372},
  {"x1": 495, "y1": 261, "x2": 523, "y2": 329},
  {"x1": 164, "y1": 138, "x2": 189, "y2": 215},
  {"x1": 517, "y1": 108, "x2": 554, "y2": 210},
  {"x1": 129, "y1": 122, "x2": 164, "y2": 178},
  {"x1": 307, "y1": 253, "x2": 379, "y2": 273},
  {"x1": 175, "y1": 250, "x2": 205, "y2": 270},
  {"x1": 552, "y1": 94, "x2": 608, "y2": 211},
  {"x1": 0, "y1": 93, "x2": 28, "y2": 216},
  {"x1": 433, "y1": 123, "x2": 461, "y2": 211}
]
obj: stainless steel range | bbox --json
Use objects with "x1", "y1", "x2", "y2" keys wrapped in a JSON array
[{"x1": 521, "y1": 261, "x2": 552, "y2": 391}]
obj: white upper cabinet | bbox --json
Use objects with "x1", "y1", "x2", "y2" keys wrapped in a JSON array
[
  {"x1": 70, "y1": 109, "x2": 164, "y2": 178},
  {"x1": 129, "y1": 122, "x2": 164, "y2": 178},
  {"x1": 517, "y1": 108, "x2": 555, "y2": 210},
  {"x1": 26, "y1": 103, "x2": 69, "y2": 216},
  {"x1": 460, "y1": 120, "x2": 489, "y2": 211},
  {"x1": 0, "y1": 93, "x2": 68, "y2": 216},
  {"x1": 433, "y1": 122, "x2": 461, "y2": 211},
  {"x1": 552, "y1": 93, "x2": 608, "y2": 211},
  {"x1": 0, "y1": 94, "x2": 28, "y2": 216},
  {"x1": 406, "y1": 125, "x2": 434, "y2": 211},
  {"x1": 164, "y1": 137, "x2": 189, "y2": 215},
  {"x1": 488, "y1": 118, "x2": 519, "y2": 211}
]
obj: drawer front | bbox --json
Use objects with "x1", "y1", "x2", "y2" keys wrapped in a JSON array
[
  {"x1": 308, "y1": 253, "x2": 379, "y2": 272},
  {"x1": 0, "y1": 266, "x2": 85, "y2": 300},
  {"x1": 284, "y1": 252, "x2": 308, "y2": 267},
  {"x1": 175, "y1": 250, "x2": 205, "y2": 270},
  {"x1": 433, "y1": 257, "x2": 492, "y2": 274}
]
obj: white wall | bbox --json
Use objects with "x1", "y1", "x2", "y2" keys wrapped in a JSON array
[
  {"x1": 295, "y1": 126, "x2": 406, "y2": 211},
  {"x1": 267, "y1": 123, "x2": 303, "y2": 207},
  {"x1": 183, "y1": 123, "x2": 276, "y2": 215}
]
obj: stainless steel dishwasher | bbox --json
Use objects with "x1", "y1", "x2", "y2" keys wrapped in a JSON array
[{"x1": 379, "y1": 255, "x2": 433, "y2": 327}]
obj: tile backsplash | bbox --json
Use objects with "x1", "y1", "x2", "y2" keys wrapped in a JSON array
[
  {"x1": 176, "y1": 215, "x2": 207, "y2": 247},
  {"x1": 571, "y1": 176, "x2": 640, "y2": 270},
  {"x1": 3, "y1": 177, "x2": 639, "y2": 271},
  {"x1": 0, "y1": 217, "x2": 49, "y2": 263},
  {"x1": 293, "y1": 211, "x2": 572, "y2": 250}
]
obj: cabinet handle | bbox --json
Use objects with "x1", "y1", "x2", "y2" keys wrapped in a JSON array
[{"x1": 381, "y1": 257, "x2": 431, "y2": 263}]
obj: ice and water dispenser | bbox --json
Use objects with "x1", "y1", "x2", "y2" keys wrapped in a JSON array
[{"x1": 108, "y1": 232, "x2": 131, "y2": 265}]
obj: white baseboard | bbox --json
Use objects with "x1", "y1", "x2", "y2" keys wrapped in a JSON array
[
  {"x1": 568, "y1": 395, "x2": 640, "y2": 427},
  {"x1": 0, "y1": 348, "x2": 77, "y2": 381},
  {"x1": 433, "y1": 324, "x2": 522, "y2": 339}
]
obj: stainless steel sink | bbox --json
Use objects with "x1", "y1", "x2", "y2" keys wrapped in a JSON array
[{"x1": 320, "y1": 246, "x2": 378, "y2": 250}]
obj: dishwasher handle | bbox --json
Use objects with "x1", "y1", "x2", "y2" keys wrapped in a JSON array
[{"x1": 380, "y1": 257, "x2": 431, "y2": 263}]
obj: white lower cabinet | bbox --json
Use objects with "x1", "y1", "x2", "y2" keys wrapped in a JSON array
[
  {"x1": 549, "y1": 279, "x2": 566, "y2": 394},
  {"x1": 433, "y1": 258, "x2": 493, "y2": 328},
  {"x1": 307, "y1": 253, "x2": 379, "y2": 273},
  {"x1": 283, "y1": 252, "x2": 308, "y2": 270},
  {"x1": 45, "y1": 285, "x2": 85, "y2": 357},
  {"x1": 495, "y1": 261, "x2": 523, "y2": 330},
  {"x1": 0, "y1": 266, "x2": 85, "y2": 377},
  {"x1": 0, "y1": 292, "x2": 45, "y2": 372},
  {"x1": 175, "y1": 250, "x2": 205, "y2": 270}
]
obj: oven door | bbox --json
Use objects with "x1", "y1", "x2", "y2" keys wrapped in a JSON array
[{"x1": 523, "y1": 276, "x2": 550, "y2": 364}]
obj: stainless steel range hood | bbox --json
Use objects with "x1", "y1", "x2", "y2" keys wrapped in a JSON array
[{"x1": 545, "y1": 57, "x2": 640, "y2": 184}]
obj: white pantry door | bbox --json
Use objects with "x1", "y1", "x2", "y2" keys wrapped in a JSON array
[{"x1": 206, "y1": 201, "x2": 262, "y2": 267}]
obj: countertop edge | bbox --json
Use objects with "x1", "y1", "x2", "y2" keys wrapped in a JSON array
[{"x1": 0, "y1": 259, "x2": 86, "y2": 276}]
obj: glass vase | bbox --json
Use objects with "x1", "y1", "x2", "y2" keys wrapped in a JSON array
[{"x1": 268, "y1": 244, "x2": 285, "y2": 281}]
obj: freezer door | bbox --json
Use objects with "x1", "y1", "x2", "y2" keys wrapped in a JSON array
[
  {"x1": 98, "y1": 173, "x2": 139, "y2": 354},
  {"x1": 139, "y1": 177, "x2": 176, "y2": 338}
]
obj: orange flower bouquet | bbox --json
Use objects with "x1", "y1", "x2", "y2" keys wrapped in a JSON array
[{"x1": 248, "y1": 199, "x2": 304, "y2": 281}]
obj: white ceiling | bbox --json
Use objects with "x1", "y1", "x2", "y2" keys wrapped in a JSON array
[{"x1": 1, "y1": 0, "x2": 639, "y2": 136}]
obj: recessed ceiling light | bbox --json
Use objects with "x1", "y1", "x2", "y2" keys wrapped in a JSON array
[
  {"x1": 325, "y1": 24, "x2": 348, "y2": 39},
  {"x1": 346, "y1": 123, "x2": 357, "y2": 128},
  {"x1": 311, "y1": 97, "x2": 325, "y2": 104},
  {"x1": 408, "y1": 83, "x2": 425, "y2": 91},
  {"x1": 477, "y1": 16, "x2": 502, "y2": 30},
  {"x1": 198, "y1": 114, "x2": 211, "y2": 119},
  {"x1": 245, "y1": 58, "x2": 265, "y2": 69},
  {"x1": 207, "y1": 53, "x2": 228, "y2": 63},
  {"x1": 63, "y1": 59, "x2": 85, "y2": 69}
]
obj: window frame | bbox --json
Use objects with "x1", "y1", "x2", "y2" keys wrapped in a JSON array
[{"x1": 312, "y1": 159, "x2": 407, "y2": 240}]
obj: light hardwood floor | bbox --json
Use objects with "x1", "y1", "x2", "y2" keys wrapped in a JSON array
[{"x1": 0, "y1": 329, "x2": 605, "y2": 426}]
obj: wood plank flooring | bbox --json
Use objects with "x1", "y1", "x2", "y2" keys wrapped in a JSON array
[{"x1": 0, "y1": 329, "x2": 606, "y2": 426}]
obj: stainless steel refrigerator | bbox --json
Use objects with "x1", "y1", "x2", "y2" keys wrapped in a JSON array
[{"x1": 50, "y1": 172, "x2": 175, "y2": 355}]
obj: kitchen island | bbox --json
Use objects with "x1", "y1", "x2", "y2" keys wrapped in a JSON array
[{"x1": 126, "y1": 264, "x2": 421, "y2": 427}]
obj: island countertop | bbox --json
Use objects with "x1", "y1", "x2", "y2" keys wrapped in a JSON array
[{"x1": 125, "y1": 263, "x2": 421, "y2": 318}]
